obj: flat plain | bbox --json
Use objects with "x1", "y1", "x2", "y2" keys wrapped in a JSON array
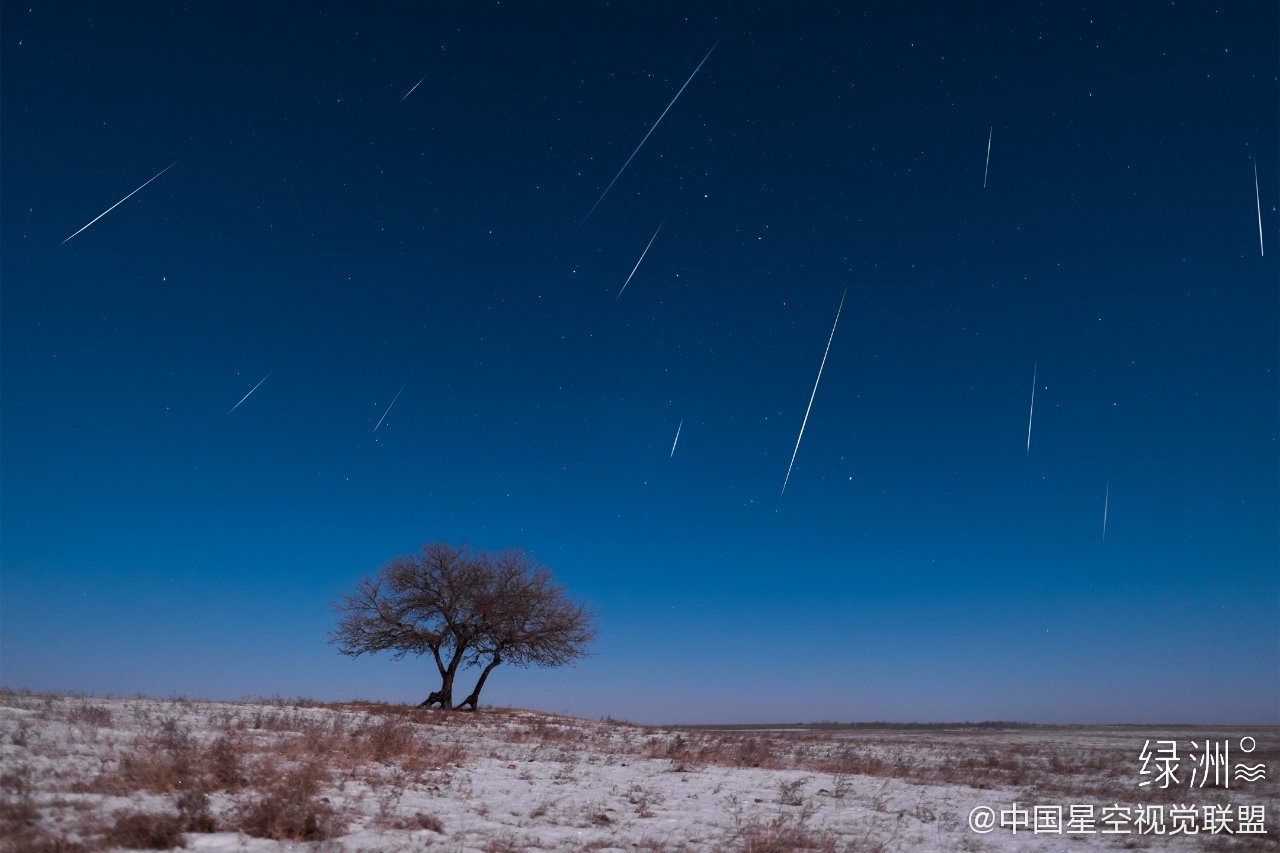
[{"x1": 1, "y1": 692, "x2": 1274, "y2": 851}]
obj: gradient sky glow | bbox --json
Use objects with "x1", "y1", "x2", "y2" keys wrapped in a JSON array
[{"x1": 2, "y1": 1, "x2": 1277, "y2": 724}]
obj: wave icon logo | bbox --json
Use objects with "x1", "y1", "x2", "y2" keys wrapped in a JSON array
[{"x1": 1234, "y1": 763, "x2": 1266, "y2": 782}]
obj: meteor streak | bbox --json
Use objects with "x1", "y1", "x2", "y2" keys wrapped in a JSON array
[
  {"x1": 1025, "y1": 361, "x2": 1037, "y2": 455},
  {"x1": 581, "y1": 41, "x2": 719, "y2": 226},
  {"x1": 617, "y1": 223, "x2": 663, "y2": 299},
  {"x1": 227, "y1": 373, "x2": 270, "y2": 415},
  {"x1": 670, "y1": 419, "x2": 683, "y2": 457},
  {"x1": 401, "y1": 78, "x2": 424, "y2": 102},
  {"x1": 1254, "y1": 159, "x2": 1265, "y2": 257},
  {"x1": 374, "y1": 381, "x2": 408, "y2": 432},
  {"x1": 781, "y1": 289, "x2": 847, "y2": 497},
  {"x1": 1102, "y1": 480, "x2": 1110, "y2": 541},
  {"x1": 62, "y1": 162, "x2": 177, "y2": 245},
  {"x1": 983, "y1": 126, "x2": 993, "y2": 189}
]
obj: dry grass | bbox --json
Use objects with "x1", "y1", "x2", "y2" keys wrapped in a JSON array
[
  {"x1": 235, "y1": 760, "x2": 336, "y2": 842},
  {"x1": 0, "y1": 693, "x2": 474, "y2": 849},
  {"x1": 81, "y1": 725, "x2": 244, "y2": 797},
  {"x1": 101, "y1": 810, "x2": 186, "y2": 850},
  {"x1": 66, "y1": 705, "x2": 113, "y2": 728},
  {"x1": 736, "y1": 814, "x2": 838, "y2": 852},
  {"x1": 2, "y1": 690, "x2": 1275, "y2": 850},
  {"x1": 631, "y1": 726, "x2": 1150, "y2": 801}
]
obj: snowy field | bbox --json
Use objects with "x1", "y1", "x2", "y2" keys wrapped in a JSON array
[{"x1": 0, "y1": 692, "x2": 1274, "y2": 851}]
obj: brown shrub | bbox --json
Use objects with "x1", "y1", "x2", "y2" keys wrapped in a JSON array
[
  {"x1": 67, "y1": 704, "x2": 113, "y2": 727},
  {"x1": 103, "y1": 810, "x2": 186, "y2": 850},
  {"x1": 738, "y1": 815, "x2": 837, "y2": 852},
  {"x1": 357, "y1": 716, "x2": 420, "y2": 763},
  {"x1": 729, "y1": 736, "x2": 781, "y2": 769},
  {"x1": 175, "y1": 789, "x2": 218, "y2": 833},
  {"x1": 0, "y1": 827, "x2": 89, "y2": 853},
  {"x1": 106, "y1": 747, "x2": 194, "y2": 793},
  {"x1": 422, "y1": 738, "x2": 469, "y2": 770},
  {"x1": 205, "y1": 735, "x2": 245, "y2": 789},
  {"x1": 86, "y1": 728, "x2": 250, "y2": 799},
  {"x1": 385, "y1": 811, "x2": 445, "y2": 833},
  {"x1": 235, "y1": 761, "x2": 336, "y2": 842},
  {"x1": 817, "y1": 746, "x2": 889, "y2": 777}
]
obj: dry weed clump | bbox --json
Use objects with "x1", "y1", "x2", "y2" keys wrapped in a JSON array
[
  {"x1": 383, "y1": 811, "x2": 445, "y2": 833},
  {"x1": 736, "y1": 814, "x2": 838, "y2": 853},
  {"x1": 816, "y1": 746, "x2": 891, "y2": 778},
  {"x1": 85, "y1": 727, "x2": 246, "y2": 798},
  {"x1": 173, "y1": 789, "x2": 218, "y2": 833},
  {"x1": 0, "y1": 768, "x2": 41, "y2": 833},
  {"x1": 235, "y1": 759, "x2": 337, "y2": 842},
  {"x1": 508, "y1": 715, "x2": 585, "y2": 745},
  {"x1": 481, "y1": 836, "x2": 526, "y2": 853},
  {"x1": 66, "y1": 704, "x2": 113, "y2": 728},
  {"x1": 776, "y1": 776, "x2": 809, "y2": 806},
  {"x1": 648, "y1": 731, "x2": 793, "y2": 770},
  {"x1": 0, "y1": 826, "x2": 89, "y2": 853},
  {"x1": 204, "y1": 734, "x2": 245, "y2": 790},
  {"x1": 271, "y1": 711, "x2": 467, "y2": 774},
  {"x1": 102, "y1": 810, "x2": 186, "y2": 850},
  {"x1": 353, "y1": 715, "x2": 422, "y2": 763},
  {"x1": 638, "y1": 725, "x2": 1155, "y2": 799}
]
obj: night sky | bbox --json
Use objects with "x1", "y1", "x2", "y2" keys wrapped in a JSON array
[{"x1": 2, "y1": 2, "x2": 1276, "y2": 725}]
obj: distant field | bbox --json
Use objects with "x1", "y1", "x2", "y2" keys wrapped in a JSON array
[{"x1": 1, "y1": 691, "x2": 1274, "y2": 851}]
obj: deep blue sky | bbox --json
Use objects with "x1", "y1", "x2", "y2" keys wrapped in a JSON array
[{"x1": 2, "y1": 2, "x2": 1276, "y2": 724}]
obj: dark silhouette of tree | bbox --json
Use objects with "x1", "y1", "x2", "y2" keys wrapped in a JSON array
[
  {"x1": 455, "y1": 550, "x2": 597, "y2": 710},
  {"x1": 331, "y1": 542, "x2": 595, "y2": 710}
]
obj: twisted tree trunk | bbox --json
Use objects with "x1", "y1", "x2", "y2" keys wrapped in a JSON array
[
  {"x1": 456, "y1": 653, "x2": 502, "y2": 711},
  {"x1": 418, "y1": 645, "x2": 463, "y2": 709}
]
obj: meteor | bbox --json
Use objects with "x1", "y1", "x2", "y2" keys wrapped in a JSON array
[
  {"x1": 617, "y1": 223, "x2": 663, "y2": 299},
  {"x1": 227, "y1": 373, "x2": 270, "y2": 415},
  {"x1": 62, "y1": 162, "x2": 177, "y2": 245},
  {"x1": 401, "y1": 78, "x2": 424, "y2": 102},
  {"x1": 581, "y1": 41, "x2": 719, "y2": 226},
  {"x1": 1025, "y1": 361, "x2": 1037, "y2": 456},
  {"x1": 983, "y1": 126, "x2": 993, "y2": 189},
  {"x1": 1254, "y1": 159, "x2": 1265, "y2": 257},
  {"x1": 670, "y1": 419, "x2": 683, "y2": 457},
  {"x1": 374, "y1": 381, "x2": 408, "y2": 432},
  {"x1": 781, "y1": 289, "x2": 847, "y2": 496},
  {"x1": 1102, "y1": 480, "x2": 1110, "y2": 541}
]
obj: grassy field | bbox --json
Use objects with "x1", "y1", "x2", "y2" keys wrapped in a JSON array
[{"x1": 1, "y1": 691, "x2": 1274, "y2": 851}]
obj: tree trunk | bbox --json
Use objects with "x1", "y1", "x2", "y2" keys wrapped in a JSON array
[
  {"x1": 457, "y1": 653, "x2": 501, "y2": 711},
  {"x1": 418, "y1": 683, "x2": 452, "y2": 709},
  {"x1": 418, "y1": 645, "x2": 463, "y2": 709}
]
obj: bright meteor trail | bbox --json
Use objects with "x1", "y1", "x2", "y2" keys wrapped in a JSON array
[
  {"x1": 1026, "y1": 361, "x2": 1037, "y2": 455},
  {"x1": 227, "y1": 374, "x2": 271, "y2": 415},
  {"x1": 617, "y1": 223, "x2": 663, "y2": 299},
  {"x1": 580, "y1": 41, "x2": 718, "y2": 226},
  {"x1": 401, "y1": 78, "x2": 424, "y2": 102},
  {"x1": 1254, "y1": 159, "x2": 1265, "y2": 257},
  {"x1": 1102, "y1": 480, "x2": 1110, "y2": 541},
  {"x1": 61, "y1": 162, "x2": 177, "y2": 245},
  {"x1": 373, "y1": 381, "x2": 408, "y2": 432},
  {"x1": 983, "y1": 126, "x2": 993, "y2": 189},
  {"x1": 670, "y1": 419, "x2": 683, "y2": 458},
  {"x1": 781, "y1": 289, "x2": 847, "y2": 497}
]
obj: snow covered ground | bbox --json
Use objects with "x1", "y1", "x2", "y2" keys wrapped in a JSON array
[{"x1": 0, "y1": 691, "x2": 1273, "y2": 851}]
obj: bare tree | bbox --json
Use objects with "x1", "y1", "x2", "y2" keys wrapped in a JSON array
[
  {"x1": 331, "y1": 542, "x2": 485, "y2": 709},
  {"x1": 455, "y1": 550, "x2": 597, "y2": 710},
  {"x1": 331, "y1": 542, "x2": 595, "y2": 710}
]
